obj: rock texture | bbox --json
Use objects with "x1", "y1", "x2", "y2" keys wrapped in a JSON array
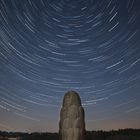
[{"x1": 59, "y1": 91, "x2": 85, "y2": 140}]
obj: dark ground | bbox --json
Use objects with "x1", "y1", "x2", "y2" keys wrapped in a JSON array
[{"x1": 0, "y1": 129, "x2": 140, "y2": 140}]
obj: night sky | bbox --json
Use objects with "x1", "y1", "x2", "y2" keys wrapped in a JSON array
[{"x1": 0, "y1": 0, "x2": 140, "y2": 132}]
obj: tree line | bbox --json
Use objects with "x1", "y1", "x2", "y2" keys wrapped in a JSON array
[{"x1": 0, "y1": 128, "x2": 140, "y2": 140}]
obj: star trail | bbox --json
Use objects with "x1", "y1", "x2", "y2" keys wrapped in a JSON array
[{"x1": 0, "y1": 0, "x2": 140, "y2": 132}]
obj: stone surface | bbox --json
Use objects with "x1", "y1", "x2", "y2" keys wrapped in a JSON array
[{"x1": 59, "y1": 91, "x2": 85, "y2": 140}]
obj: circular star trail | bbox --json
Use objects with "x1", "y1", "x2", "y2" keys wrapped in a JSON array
[{"x1": 0, "y1": 0, "x2": 140, "y2": 132}]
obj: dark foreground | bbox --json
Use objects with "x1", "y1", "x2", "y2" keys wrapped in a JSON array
[{"x1": 0, "y1": 129, "x2": 140, "y2": 140}]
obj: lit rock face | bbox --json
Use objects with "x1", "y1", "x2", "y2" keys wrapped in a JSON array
[{"x1": 59, "y1": 91, "x2": 85, "y2": 140}]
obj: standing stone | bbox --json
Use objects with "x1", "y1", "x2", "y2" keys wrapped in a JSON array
[{"x1": 59, "y1": 91, "x2": 85, "y2": 140}]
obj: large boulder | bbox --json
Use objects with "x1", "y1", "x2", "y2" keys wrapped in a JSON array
[{"x1": 59, "y1": 91, "x2": 85, "y2": 140}]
